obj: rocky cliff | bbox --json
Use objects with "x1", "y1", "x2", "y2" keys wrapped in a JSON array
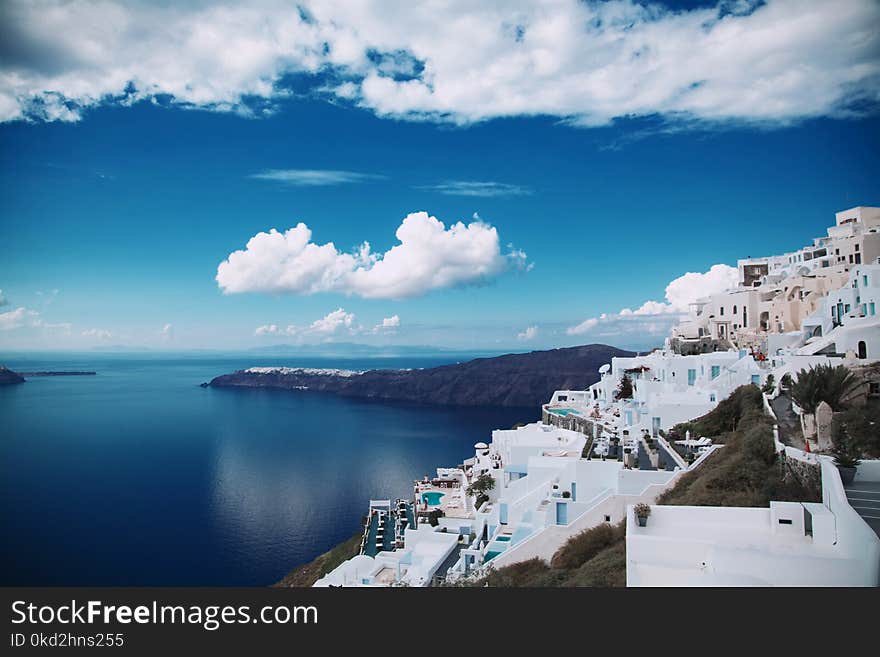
[
  {"x1": 0, "y1": 367, "x2": 25, "y2": 385},
  {"x1": 206, "y1": 344, "x2": 635, "y2": 408}
]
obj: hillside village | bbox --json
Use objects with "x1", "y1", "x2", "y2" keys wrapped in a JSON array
[{"x1": 300, "y1": 206, "x2": 880, "y2": 588}]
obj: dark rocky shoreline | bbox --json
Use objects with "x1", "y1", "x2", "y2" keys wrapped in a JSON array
[{"x1": 0, "y1": 367, "x2": 96, "y2": 384}]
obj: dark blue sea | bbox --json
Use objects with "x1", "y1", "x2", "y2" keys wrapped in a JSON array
[{"x1": 0, "y1": 353, "x2": 535, "y2": 585}]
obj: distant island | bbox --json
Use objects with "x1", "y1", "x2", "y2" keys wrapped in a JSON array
[
  {"x1": 0, "y1": 367, "x2": 25, "y2": 385},
  {"x1": 0, "y1": 367, "x2": 96, "y2": 384},
  {"x1": 205, "y1": 344, "x2": 635, "y2": 408}
]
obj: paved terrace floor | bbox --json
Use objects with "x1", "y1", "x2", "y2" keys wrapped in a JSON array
[{"x1": 844, "y1": 481, "x2": 880, "y2": 537}]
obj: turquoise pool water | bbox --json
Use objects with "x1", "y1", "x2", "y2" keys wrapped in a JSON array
[
  {"x1": 550, "y1": 408, "x2": 579, "y2": 416},
  {"x1": 495, "y1": 535, "x2": 511, "y2": 542},
  {"x1": 421, "y1": 491, "x2": 445, "y2": 506},
  {"x1": 484, "y1": 551, "x2": 501, "y2": 562}
]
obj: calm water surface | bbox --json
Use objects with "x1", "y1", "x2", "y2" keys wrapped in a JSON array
[{"x1": 0, "y1": 354, "x2": 535, "y2": 585}]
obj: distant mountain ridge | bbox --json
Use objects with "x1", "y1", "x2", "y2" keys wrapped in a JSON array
[{"x1": 206, "y1": 344, "x2": 636, "y2": 407}]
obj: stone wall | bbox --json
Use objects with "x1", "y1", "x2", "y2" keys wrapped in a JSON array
[{"x1": 779, "y1": 450, "x2": 821, "y2": 497}]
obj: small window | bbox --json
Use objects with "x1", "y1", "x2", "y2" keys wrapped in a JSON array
[
  {"x1": 778, "y1": 519, "x2": 793, "y2": 525},
  {"x1": 604, "y1": 515, "x2": 611, "y2": 522}
]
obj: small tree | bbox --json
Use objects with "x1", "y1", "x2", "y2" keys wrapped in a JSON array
[
  {"x1": 761, "y1": 374, "x2": 775, "y2": 394},
  {"x1": 616, "y1": 374, "x2": 634, "y2": 400},
  {"x1": 466, "y1": 473, "x2": 495, "y2": 498},
  {"x1": 780, "y1": 373, "x2": 792, "y2": 391},
  {"x1": 790, "y1": 365, "x2": 859, "y2": 413},
  {"x1": 427, "y1": 509, "x2": 445, "y2": 527}
]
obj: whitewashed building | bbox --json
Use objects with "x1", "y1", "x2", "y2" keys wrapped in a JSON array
[{"x1": 626, "y1": 457, "x2": 880, "y2": 587}]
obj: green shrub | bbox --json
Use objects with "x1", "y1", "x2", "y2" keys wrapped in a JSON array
[
  {"x1": 551, "y1": 522, "x2": 623, "y2": 570},
  {"x1": 672, "y1": 385, "x2": 763, "y2": 438},
  {"x1": 466, "y1": 473, "x2": 495, "y2": 497},
  {"x1": 563, "y1": 542, "x2": 627, "y2": 587},
  {"x1": 659, "y1": 397, "x2": 819, "y2": 508},
  {"x1": 831, "y1": 401, "x2": 880, "y2": 458}
]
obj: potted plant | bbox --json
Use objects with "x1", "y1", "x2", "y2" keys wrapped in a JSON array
[
  {"x1": 831, "y1": 440, "x2": 861, "y2": 485},
  {"x1": 831, "y1": 418, "x2": 862, "y2": 485},
  {"x1": 634, "y1": 503, "x2": 651, "y2": 527}
]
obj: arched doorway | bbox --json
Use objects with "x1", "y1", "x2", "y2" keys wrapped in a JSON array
[{"x1": 858, "y1": 341, "x2": 867, "y2": 359}]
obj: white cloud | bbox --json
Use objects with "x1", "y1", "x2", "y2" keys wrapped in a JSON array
[
  {"x1": 566, "y1": 317, "x2": 599, "y2": 336},
  {"x1": 567, "y1": 263, "x2": 738, "y2": 336},
  {"x1": 0, "y1": 306, "x2": 70, "y2": 332},
  {"x1": 517, "y1": 325, "x2": 538, "y2": 341},
  {"x1": 81, "y1": 328, "x2": 113, "y2": 339},
  {"x1": 1, "y1": 1, "x2": 877, "y2": 127},
  {"x1": 372, "y1": 314, "x2": 400, "y2": 334},
  {"x1": 417, "y1": 181, "x2": 532, "y2": 197},
  {"x1": 254, "y1": 324, "x2": 284, "y2": 337},
  {"x1": 217, "y1": 211, "x2": 527, "y2": 299},
  {"x1": 308, "y1": 308, "x2": 356, "y2": 334},
  {"x1": 663, "y1": 264, "x2": 740, "y2": 310},
  {"x1": 0, "y1": 307, "x2": 38, "y2": 330},
  {"x1": 161, "y1": 323, "x2": 174, "y2": 341},
  {"x1": 249, "y1": 169, "x2": 385, "y2": 186},
  {"x1": 255, "y1": 308, "x2": 358, "y2": 338}
]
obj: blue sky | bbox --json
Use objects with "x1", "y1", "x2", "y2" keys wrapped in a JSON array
[{"x1": 0, "y1": 0, "x2": 878, "y2": 352}]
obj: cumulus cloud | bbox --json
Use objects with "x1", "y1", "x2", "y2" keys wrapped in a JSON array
[
  {"x1": 255, "y1": 308, "x2": 358, "y2": 338},
  {"x1": 517, "y1": 325, "x2": 538, "y2": 341},
  {"x1": 1, "y1": 1, "x2": 877, "y2": 127},
  {"x1": 567, "y1": 264, "x2": 738, "y2": 336},
  {"x1": 249, "y1": 169, "x2": 385, "y2": 186},
  {"x1": 372, "y1": 314, "x2": 400, "y2": 334},
  {"x1": 217, "y1": 211, "x2": 527, "y2": 299},
  {"x1": 161, "y1": 323, "x2": 174, "y2": 341},
  {"x1": 81, "y1": 328, "x2": 113, "y2": 339},
  {"x1": 417, "y1": 181, "x2": 532, "y2": 197},
  {"x1": 0, "y1": 306, "x2": 70, "y2": 332}
]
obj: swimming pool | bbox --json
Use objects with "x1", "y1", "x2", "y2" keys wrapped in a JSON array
[
  {"x1": 494, "y1": 535, "x2": 511, "y2": 542},
  {"x1": 550, "y1": 408, "x2": 580, "y2": 417},
  {"x1": 421, "y1": 491, "x2": 445, "y2": 506}
]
